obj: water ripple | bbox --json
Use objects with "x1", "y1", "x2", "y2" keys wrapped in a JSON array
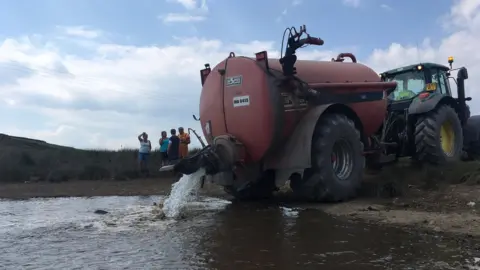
[{"x1": 0, "y1": 196, "x2": 478, "y2": 269}]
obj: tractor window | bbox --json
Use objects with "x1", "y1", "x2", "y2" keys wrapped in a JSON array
[
  {"x1": 432, "y1": 70, "x2": 451, "y2": 95},
  {"x1": 386, "y1": 71, "x2": 426, "y2": 101}
]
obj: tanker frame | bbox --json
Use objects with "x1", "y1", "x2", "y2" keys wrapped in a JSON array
[{"x1": 162, "y1": 25, "x2": 398, "y2": 202}]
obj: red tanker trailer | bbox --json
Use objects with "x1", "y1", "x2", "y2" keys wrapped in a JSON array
[{"x1": 165, "y1": 25, "x2": 397, "y2": 201}]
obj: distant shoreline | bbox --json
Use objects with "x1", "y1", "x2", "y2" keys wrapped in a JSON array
[
  {"x1": 0, "y1": 132, "x2": 202, "y2": 184},
  {"x1": 0, "y1": 178, "x2": 175, "y2": 200},
  {"x1": 0, "y1": 177, "x2": 227, "y2": 200}
]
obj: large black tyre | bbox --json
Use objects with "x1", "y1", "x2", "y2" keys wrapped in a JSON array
[
  {"x1": 414, "y1": 104, "x2": 463, "y2": 164},
  {"x1": 290, "y1": 114, "x2": 365, "y2": 202},
  {"x1": 223, "y1": 170, "x2": 277, "y2": 201}
]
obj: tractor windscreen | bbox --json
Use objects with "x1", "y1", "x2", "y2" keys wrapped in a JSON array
[{"x1": 384, "y1": 71, "x2": 426, "y2": 101}]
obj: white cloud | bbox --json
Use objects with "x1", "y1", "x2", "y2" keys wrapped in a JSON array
[
  {"x1": 292, "y1": 0, "x2": 303, "y2": 6},
  {"x1": 343, "y1": 0, "x2": 361, "y2": 8},
  {"x1": 169, "y1": 0, "x2": 198, "y2": 10},
  {"x1": 276, "y1": 8, "x2": 288, "y2": 23},
  {"x1": 365, "y1": 0, "x2": 480, "y2": 114},
  {"x1": 161, "y1": 13, "x2": 206, "y2": 23},
  {"x1": 2, "y1": 0, "x2": 480, "y2": 150},
  {"x1": 162, "y1": 0, "x2": 209, "y2": 23},
  {"x1": 0, "y1": 32, "x2": 286, "y2": 149},
  {"x1": 380, "y1": 4, "x2": 392, "y2": 11},
  {"x1": 57, "y1": 26, "x2": 101, "y2": 39}
]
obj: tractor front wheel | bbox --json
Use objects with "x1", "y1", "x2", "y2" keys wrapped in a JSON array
[
  {"x1": 290, "y1": 114, "x2": 365, "y2": 202},
  {"x1": 414, "y1": 104, "x2": 463, "y2": 164}
]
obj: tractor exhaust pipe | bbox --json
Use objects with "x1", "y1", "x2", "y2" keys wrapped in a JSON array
[{"x1": 457, "y1": 67, "x2": 469, "y2": 123}]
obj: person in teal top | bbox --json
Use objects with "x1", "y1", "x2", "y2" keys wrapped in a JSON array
[{"x1": 159, "y1": 131, "x2": 169, "y2": 166}]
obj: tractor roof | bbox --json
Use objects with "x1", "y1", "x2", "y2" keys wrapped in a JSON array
[{"x1": 381, "y1": 62, "x2": 450, "y2": 76}]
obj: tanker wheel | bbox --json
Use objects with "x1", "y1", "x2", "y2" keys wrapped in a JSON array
[
  {"x1": 290, "y1": 114, "x2": 365, "y2": 202},
  {"x1": 414, "y1": 104, "x2": 463, "y2": 164},
  {"x1": 224, "y1": 170, "x2": 277, "y2": 201}
]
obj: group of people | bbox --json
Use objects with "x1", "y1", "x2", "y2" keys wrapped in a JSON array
[{"x1": 137, "y1": 127, "x2": 191, "y2": 174}]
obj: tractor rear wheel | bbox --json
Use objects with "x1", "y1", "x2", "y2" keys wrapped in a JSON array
[
  {"x1": 290, "y1": 114, "x2": 365, "y2": 202},
  {"x1": 414, "y1": 104, "x2": 463, "y2": 164}
]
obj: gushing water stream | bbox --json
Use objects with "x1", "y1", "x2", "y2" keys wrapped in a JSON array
[{"x1": 162, "y1": 168, "x2": 206, "y2": 218}]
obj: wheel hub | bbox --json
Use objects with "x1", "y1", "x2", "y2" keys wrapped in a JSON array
[
  {"x1": 440, "y1": 120, "x2": 455, "y2": 156},
  {"x1": 331, "y1": 139, "x2": 354, "y2": 180}
]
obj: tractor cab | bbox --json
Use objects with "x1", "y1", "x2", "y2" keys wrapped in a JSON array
[
  {"x1": 381, "y1": 62, "x2": 451, "y2": 105},
  {"x1": 380, "y1": 57, "x2": 470, "y2": 122}
]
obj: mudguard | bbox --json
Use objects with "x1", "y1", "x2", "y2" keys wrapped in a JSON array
[
  {"x1": 408, "y1": 94, "x2": 455, "y2": 115},
  {"x1": 263, "y1": 104, "x2": 332, "y2": 170}
]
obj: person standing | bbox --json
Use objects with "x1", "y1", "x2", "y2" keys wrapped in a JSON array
[
  {"x1": 159, "y1": 131, "x2": 169, "y2": 167},
  {"x1": 167, "y1": 128, "x2": 180, "y2": 164},
  {"x1": 137, "y1": 132, "x2": 151, "y2": 176},
  {"x1": 178, "y1": 127, "x2": 191, "y2": 159}
]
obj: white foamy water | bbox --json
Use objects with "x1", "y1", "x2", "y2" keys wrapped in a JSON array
[{"x1": 162, "y1": 168, "x2": 206, "y2": 218}]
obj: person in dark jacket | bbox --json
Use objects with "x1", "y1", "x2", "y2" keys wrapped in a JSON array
[{"x1": 167, "y1": 128, "x2": 180, "y2": 164}]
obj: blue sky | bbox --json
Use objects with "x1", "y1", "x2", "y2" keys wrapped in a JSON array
[
  {"x1": 0, "y1": 0, "x2": 452, "y2": 54},
  {"x1": 0, "y1": 0, "x2": 478, "y2": 149}
]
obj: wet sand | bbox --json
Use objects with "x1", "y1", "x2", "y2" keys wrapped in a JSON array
[
  {"x1": 1, "y1": 171, "x2": 480, "y2": 237},
  {"x1": 314, "y1": 183, "x2": 480, "y2": 237}
]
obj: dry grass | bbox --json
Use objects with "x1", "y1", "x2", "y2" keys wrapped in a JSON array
[{"x1": 0, "y1": 133, "x2": 202, "y2": 183}]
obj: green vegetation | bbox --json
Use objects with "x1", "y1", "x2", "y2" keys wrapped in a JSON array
[{"x1": 0, "y1": 133, "x2": 202, "y2": 183}]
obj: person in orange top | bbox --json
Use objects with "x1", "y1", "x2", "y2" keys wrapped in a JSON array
[{"x1": 178, "y1": 127, "x2": 191, "y2": 158}]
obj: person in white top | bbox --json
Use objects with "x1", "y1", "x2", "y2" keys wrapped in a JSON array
[{"x1": 137, "y1": 132, "x2": 152, "y2": 176}]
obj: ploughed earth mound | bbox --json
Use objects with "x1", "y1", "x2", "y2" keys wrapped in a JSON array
[
  {"x1": 275, "y1": 159, "x2": 480, "y2": 215},
  {"x1": 274, "y1": 160, "x2": 480, "y2": 236},
  {"x1": 358, "y1": 160, "x2": 480, "y2": 212}
]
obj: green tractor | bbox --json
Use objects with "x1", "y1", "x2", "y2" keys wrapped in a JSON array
[{"x1": 367, "y1": 56, "x2": 480, "y2": 168}]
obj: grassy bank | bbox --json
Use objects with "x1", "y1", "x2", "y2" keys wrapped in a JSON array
[{"x1": 0, "y1": 133, "x2": 201, "y2": 183}]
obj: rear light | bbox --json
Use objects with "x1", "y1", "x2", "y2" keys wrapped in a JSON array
[
  {"x1": 204, "y1": 120, "x2": 211, "y2": 136},
  {"x1": 419, "y1": 92, "x2": 430, "y2": 99},
  {"x1": 255, "y1": 51, "x2": 270, "y2": 70},
  {"x1": 204, "y1": 120, "x2": 213, "y2": 141},
  {"x1": 255, "y1": 51, "x2": 267, "y2": 61},
  {"x1": 200, "y1": 63, "x2": 211, "y2": 86}
]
